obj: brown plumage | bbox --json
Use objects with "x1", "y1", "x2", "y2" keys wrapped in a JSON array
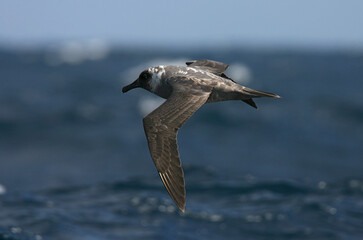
[{"x1": 122, "y1": 60, "x2": 280, "y2": 211}]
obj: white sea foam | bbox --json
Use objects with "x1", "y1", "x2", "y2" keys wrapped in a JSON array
[
  {"x1": 0, "y1": 184, "x2": 6, "y2": 195},
  {"x1": 138, "y1": 96, "x2": 165, "y2": 115},
  {"x1": 225, "y1": 63, "x2": 252, "y2": 84},
  {"x1": 45, "y1": 39, "x2": 110, "y2": 65}
]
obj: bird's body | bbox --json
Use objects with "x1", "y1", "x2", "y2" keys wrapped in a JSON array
[
  {"x1": 122, "y1": 60, "x2": 280, "y2": 212},
  {"x1": 149, "y1": 65, "x2": 233, "y2": 101}
]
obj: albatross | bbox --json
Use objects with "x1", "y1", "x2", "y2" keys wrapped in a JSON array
[{"x1": 122, "y1": 59, "x2": 280, "y2": 212}]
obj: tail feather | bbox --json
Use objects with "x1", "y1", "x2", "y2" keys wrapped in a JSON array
[
  {"x1": 242, "y1": 99, "x2": 258, "y2": 109},
  {"x1": 241, "y1": 87, "x2": 280, "y2": 109},
  {"x1": 243, "y1": 87, "x2": 281, "y2": 99}
]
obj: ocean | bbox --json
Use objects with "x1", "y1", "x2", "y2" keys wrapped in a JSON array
[{"x1": 0, "y1": 46, "x2": 362, "y2": 239}]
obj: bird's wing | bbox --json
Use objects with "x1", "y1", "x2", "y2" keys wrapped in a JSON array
[
  {"x1": 143, "y1": 88, "x2": 209, "y2": 212},
  {"x1": 186, "y1": 59, "x2": 229, "y2": 75},
  {"x1": 185, "y1": 59, "x2": 236, "y2": 82}
]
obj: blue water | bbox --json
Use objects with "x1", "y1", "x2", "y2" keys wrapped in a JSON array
[{"x1": 0, "y1": 47, "x2": 362, "y2": 239}]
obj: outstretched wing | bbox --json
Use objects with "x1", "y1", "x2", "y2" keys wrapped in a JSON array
[
  {"x1": 143, "y1": 89, "x2": 209, "y2": 212},
  {"x1": 186, "y1": 59, "x2": 235, "y2": 82},
  {"x1": 186, "y1": 59, "x2": 229, "y2": 75}
]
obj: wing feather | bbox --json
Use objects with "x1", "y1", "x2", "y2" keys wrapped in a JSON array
[
  {"x1": 186, "y1": 59, "x2": 229, "y2": 74},
  {"x1": 143, "y1": 89, "x2": 209, "y2": 212},
  {"x1": 186, "y1": 59, "x2": 236, "y2": 82}
]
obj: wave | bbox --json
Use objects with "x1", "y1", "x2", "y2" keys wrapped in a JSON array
[
  {"x1": 44, "y1": 39, "x2": 110, "y2": 66},
  {"x1": 1, "y1": 174, "x2": 363, "y2": 240}
]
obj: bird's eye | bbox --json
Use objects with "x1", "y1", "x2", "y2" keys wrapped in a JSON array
[{"x1": 140, "y1": 71, "x2": 150, "y2": 80}]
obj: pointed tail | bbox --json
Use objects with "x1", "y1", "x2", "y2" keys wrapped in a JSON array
[
  {"x1": 241, "y1": 87, "x2": 280, "y2": 109},
  {"x1": 242, "y1": 87, "x2": 281, "y2": 99}
]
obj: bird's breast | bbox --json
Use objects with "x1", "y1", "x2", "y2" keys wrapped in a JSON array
[{"x1": 153, "y1": 82, "x2": 173, "y2": 99}]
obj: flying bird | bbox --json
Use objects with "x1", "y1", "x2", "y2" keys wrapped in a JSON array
[{"x1": 122, "y1": 60, "x2": 280, "y2": 212}]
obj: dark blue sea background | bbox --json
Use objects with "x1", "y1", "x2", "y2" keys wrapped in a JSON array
[{"x1": 0, "y1": 45, "x2": 362, "y2": 240}]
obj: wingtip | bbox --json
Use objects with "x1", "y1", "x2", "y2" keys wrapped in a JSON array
[
  {"x1": 185, "y1": 60, "x2": 195, "y2": 66},
  {"x1": 158, "y1": 172, "x2": 186, "y2": 214},
  {"x1": 176, "y1": 198, "x2": 186, "y2": 213}
]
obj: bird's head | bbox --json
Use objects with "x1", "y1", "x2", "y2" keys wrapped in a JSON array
[{"x1": 122, "y1": 69, "x2": 153, "y2": 93}]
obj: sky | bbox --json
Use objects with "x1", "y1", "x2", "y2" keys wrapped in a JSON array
[{"x1": 1, "y1": 0, "x2": 363, "y2": 49}]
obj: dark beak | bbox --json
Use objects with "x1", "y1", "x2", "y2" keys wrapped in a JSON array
[{"x1": 122, "y1": 79, "x2": 140, "y2": 93}]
